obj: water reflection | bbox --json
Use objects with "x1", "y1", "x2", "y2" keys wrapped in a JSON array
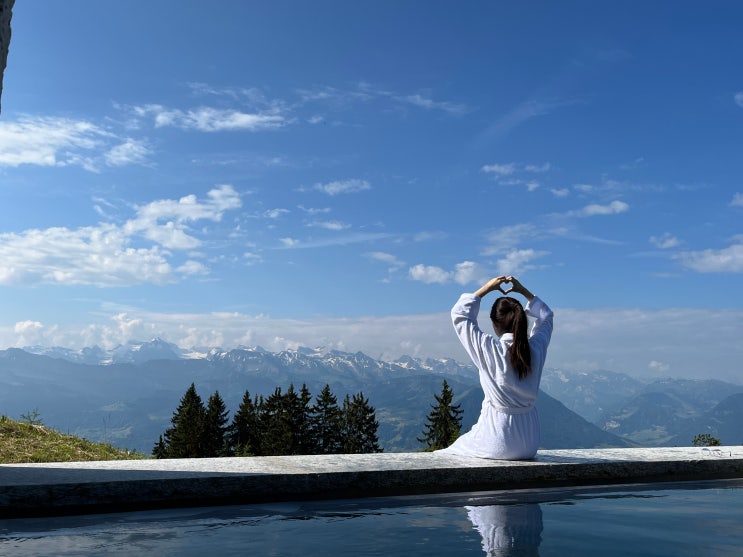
[{"x1": 465, "y1": 503, "x2": 543, "y2": 556}]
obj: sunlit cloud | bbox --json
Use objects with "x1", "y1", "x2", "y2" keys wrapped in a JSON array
[
  {"x1": 481, "y1": 163, "x2": 516, "y2": 175},
  {"x1": 408, "y1": 264, "x2": 451, "y2": 284},
  {"x1": 367, "y1": 251, "x2": 405, "y2": 268},
  {"x1": 649, "y1": 360, "x2": 670, "y2": 372},
  {"x1": 494, "y1": 248, "x2": 548, "y2": 275},
  {"x1": 276, "y1": 232, "x2": 394, "y2": 250},
  {"x1": 734, "y1": 92, "x2": 743, "y2": 108},
  {"x1": 132, "y1": 104, "x2": 286, "y2": 132},
  {"x1": 731, "y1": 192, "x2": 743, "y2": 207},
  {"x1": 104, "y1": 138, "x2": 151, "y2": 166},
  {"x1": 408, "y1": 261, "x2": 486, "y2": 285},
  {"x1": 575, "y1": 200, "x2": 629, "y2": 217},
  {"x1": 0, "y1": 116, "x2": 149, "y2": 171},
  {"x1": 5, "y1": 306, "x2": 741, "y2": 382},
  {"x1": 0, "y1": 185, "x2": 242, "y2": 287},
  {"x1": 396, "y1": 93, "x2": 468, "y2": 115},
  {"x1": 313, "y1": 179, "x2": 371, "y2": 196},
  {"x1": 675, "y1": 237, "x2": 743, "y2": 273},
  {"x1": 649, "y1": 233, "x2": 680, "y2": 249},
  {"x1": 263, "y1": 208, "x2": 290, "y2": 219},
  {"x1": 307, "y1": 220, "x2": 351, "y2": 231}
]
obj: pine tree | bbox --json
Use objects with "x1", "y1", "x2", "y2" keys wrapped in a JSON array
[
  {"x1": 160, "y1": 383, "x2": 207, "y2": 458},
  {"x1": 203, "y1": 390, "x2": 230, "y2": 457},
  {"x1": 285, "y1": 383, "x2": 313, "y2": 455},
  {"x1": 227, "y1": 390, "x2": 261, "y2": 456},
  {"x1": 152, "y1": 434, "x2": 167, "y2": 459},
  {"x1": 418, "y1": 380, "x2": 463, "y2": 451},
  {"x1": 342, "y1": 391, "x2": 382, "y2": 454},
  {"x1": 260, "y1": 387, "x2": 294, "y2": 456},
  {"x1": 309, "y1": 384, "x2": 343, "y2": 454}
]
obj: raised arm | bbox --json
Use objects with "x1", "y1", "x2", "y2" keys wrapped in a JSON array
[
  {"x1": 473, "y1": 276, "x2": 509, "y2": 299},
  {"x1": 504, "y1": 276, "x2": 534, "y2": 302}
]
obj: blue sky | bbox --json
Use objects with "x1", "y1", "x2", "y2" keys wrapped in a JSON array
[{"x1": 0, "y1": 1, "x2": 741, "y2": 381}]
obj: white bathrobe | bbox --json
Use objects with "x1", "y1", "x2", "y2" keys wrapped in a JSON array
[{"x1": 436, "y1": 293, "x2": 553, "y2": 460}]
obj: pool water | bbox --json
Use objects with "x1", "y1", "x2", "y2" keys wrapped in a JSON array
[{"x1": 1, "y1": 479, "x2": 742, "y2": 556}]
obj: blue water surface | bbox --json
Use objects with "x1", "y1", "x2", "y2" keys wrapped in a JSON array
[{"x1": 1, "y1": 479, "x2": 742, "y2": 556}]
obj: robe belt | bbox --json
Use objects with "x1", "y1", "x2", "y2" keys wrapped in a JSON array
[{"x1": 485, "y1": 399, "x2": 535, "y2": 414}]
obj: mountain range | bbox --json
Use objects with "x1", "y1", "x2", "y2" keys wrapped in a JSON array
[{"x1": 2, "y1": 339, "x2": 739, "y2": 453}]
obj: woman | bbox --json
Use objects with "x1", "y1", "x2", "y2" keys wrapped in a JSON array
[{"x1": 436, "y1": 275, "x2": 553, "y2": 460}]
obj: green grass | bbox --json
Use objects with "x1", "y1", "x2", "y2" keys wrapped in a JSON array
[{"x1": 0, "y1": 415, "x2": 145, "y2": 464}]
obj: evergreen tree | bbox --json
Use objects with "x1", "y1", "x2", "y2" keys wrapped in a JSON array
[
  {"x1": 160, "y1": 383, "x2": 207, "y2": 458},
  {"x1": 152, "y1": 434, "x2": 167, "y2": 459},
  {"x1": 285, "y1": 383, "x2": 313, "y2": 455},
  {"x1": 418, "y1": 380, "x2": 463, "y2": 451},
  {"x1": 309, "y1": 384, "x2": 343, "y2": 454},
  {"x1": 203, "y1": 390, "x2": 230, "y2": 457},
  {"x1": 692, "y1": 433, "x2": 721, "y2": 447},
  {"x1": 260, "y1": 387, "x2": 294, "y2": 455},
  {"x1": 342, "y1": 391, "x2": 382, "y2": 454},
  {"x1": 227, "y1": 390, "x2": 261, "y2": 456}
]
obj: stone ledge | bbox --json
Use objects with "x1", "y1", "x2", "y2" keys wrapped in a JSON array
[{"x1": 1, "y1": 446, "x2": 742, "y2": 517}]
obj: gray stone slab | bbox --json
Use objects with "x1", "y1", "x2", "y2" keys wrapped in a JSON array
[{"x1": 1, "y1": 446, "x2": 742, "y2": 517}]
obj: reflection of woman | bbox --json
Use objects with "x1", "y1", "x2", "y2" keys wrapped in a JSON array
[
  {"x1": 436, "y1": 276, "x2": 553, "y2": 459},
  {"x1": 466, "y1": 504, "x2": 543, "y2": 556}
]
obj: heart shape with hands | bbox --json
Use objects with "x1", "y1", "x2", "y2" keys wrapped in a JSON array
[{"x1": 497, "y1": 279, "x2": 514, "y2": 295}]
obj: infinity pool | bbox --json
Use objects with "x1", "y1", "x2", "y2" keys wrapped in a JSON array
[{"x1": 1, "y1": 479, "x2": 742, "y2": 556}]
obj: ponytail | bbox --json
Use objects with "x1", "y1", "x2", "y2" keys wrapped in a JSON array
[{"x1": 490, "y1": 297, "x2": 532, "y2": 380}]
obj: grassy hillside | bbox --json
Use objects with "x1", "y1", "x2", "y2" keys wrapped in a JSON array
[{"x1": 0, "y1": 415, "x2": 144, "y2": 464}]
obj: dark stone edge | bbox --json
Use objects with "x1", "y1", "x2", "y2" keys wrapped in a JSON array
[{"x1": 2, "y1": 459, "x2": 742, "y2": 518}]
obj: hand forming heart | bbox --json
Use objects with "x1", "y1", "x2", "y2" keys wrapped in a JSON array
[{"x1": 497, "y1": 278, "x2": 513, "y2": 294}]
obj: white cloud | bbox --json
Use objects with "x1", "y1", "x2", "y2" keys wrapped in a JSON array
[
  {"x1": 551, "y1": 188, "x2": 570, "y2": 197},
  {"x1": 452, "y1": 261, "x2": 483, "y2": 285},
  {"x1": 367, "y1": 251, "x2": 405, "y2": 268},
  {"x1": 133, "y1": 104, "x2": 285, "y2": 132},
  {"x1": 0, "y1": 116, "x2": 155, "y2": 171},
  {"x1": 125, "y1": 184, "x2": 242, "y2": 250},
  {"x1": 0, "y1": 185, "x2": 242, "y2": 287},
  {"x1": 104, "y1": 138, "x2": 151, "y2": 166},
  {"x1": 280, "y1": 237, "x2": 299, "y2": 247},
  {"x1": 408, "y1": 261, "x2": 485, "y2": 286},
  {"x1": 397, "y1": 93, "x2": 468, "y2": 115},
  {"x1": 481, "y1": 163, "x2": 516, "y2": 176},
  {"x1": 13, "y1": 320, "x2": 46, "y2": 347},
  {"x1": 524, "y1": 163, "x2": 551, "y2": 173},
  {"x1": 676, "y1": 238, "x2": 743, "y2": 273},
  {"x1": 649, "y1": 360, "x2": 670, "y2": 373},
  {"x1": 313, "y1": 179, "x2": 371, "y2": 196},
  {"x1": 263, "y1": 208, "x2": 290, "y2": 219},
  {"x1": 483, "y1": 224, "x2": 540, "y2": 255},
  {"x1": 579, "y1": 200, "x2": 629, "y2": 217},
  {"x1": 297, "y1": 205, "x2": 331, "y2": 215},
  {"x1": 731, "y1": 192, "x2": 743, "y2": 207},
  {"x1": 307, "y1": 220, "x2": 350, "y2": 231},
  {"x1": 6, "y1": 305, "x2": 741, "y2": 382},
  {"x1": 176, "y1": 260, "x2": 209, "y2": 275},
  {"x1": 494, "y1": 249, "x2": 548, "y2": 275},
  {"x1": 649, "y1": 233, "x2": 680, "y2": 249},
  {"x1": 408, "y1": 264, "x2": 451, "y2": 284},
  {"x1": 734, "y1": 92, "x2": 743, "y2": 108}
]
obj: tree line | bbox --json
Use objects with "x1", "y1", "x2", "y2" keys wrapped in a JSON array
[
  {"x1": 153, "y1": 382, "x2": 384, "y2": 458},
  {"x1": 153, "y1": 379, "x2": 732, "y2": 458}
]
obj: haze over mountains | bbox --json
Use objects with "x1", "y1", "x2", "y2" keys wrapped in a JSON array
[{"x1": 1, "y1": 339, "x2": 740, "y2": 454}]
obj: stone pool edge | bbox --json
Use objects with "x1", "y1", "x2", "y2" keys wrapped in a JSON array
[{"x1": 1, "y1": 446, "x2": 742, "y2": 518}]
